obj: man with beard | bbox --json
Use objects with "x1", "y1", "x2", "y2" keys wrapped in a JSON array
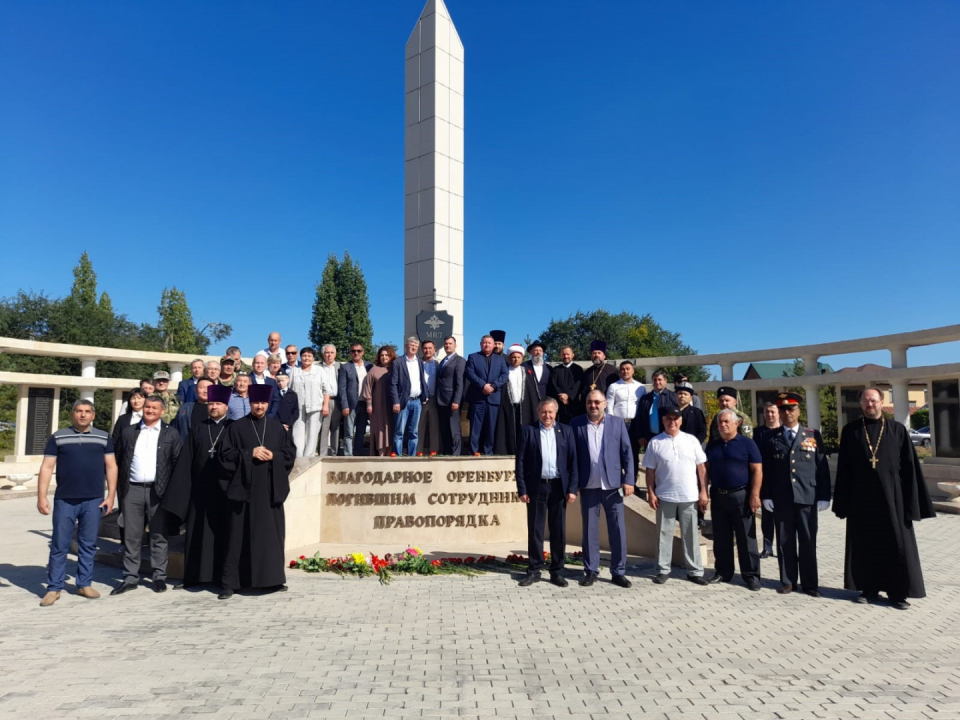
[
  {"x1": 217, "y1": 383, "x2": 296, "y2": 600},
  {"x1": 524, "y1": 340, "x2": 550, "y2": 402},
  {"x1": 578, "y1": 341, "x2": 618, "y2": 411},
  {"x1": 494, "y1": 344, "x2": 540, "y2": 455},
  {"x1": 548, "y1": 345, "x2": 583, "y2": 425},
  {"x1": 490, "y1": 330, "x2": 506, "y2": 356},
  {"x1": 163, "y1": 384, "x2": 233, "y2": 589},
  {"x1": 833, "y1": 388, "x2": 935, "y2": 609}
]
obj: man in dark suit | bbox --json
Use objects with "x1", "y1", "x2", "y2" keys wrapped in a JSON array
[
  {"x1": 338, "y1": 343, "x2": 373, "y2": 456},
  {"x1": 761, "y1": 392, "x2": 831, "y2": 597},
  {"x1": 523, "y1": 340, "x2": 551, "y2": 402},
  {"x1": 571, "y1": 389, "x2": 636, "y2": 588},
  {"x1": 389, "y1": 336, "x2": 429, "y2": 456},
  {"x1": 248, "y1": 354, "x2": 279, "y2": 419},
  {"x1": 464, "y1": 335, "x2": 509, "y2": 455},
  {"x1": 275, "y1": 372, "x2": 300, "y2": 431},
  {"x1": 753, "y1": 401, "x2": 782, "y2": 558},
  {"x1": 176, "y1": 359, "x2": 206, "y2": 404},
  {"x1": 515, "y1": 398, "x2": 579, "y2": 588},
  {"x1": 548, "y1": 345, "x2": 583, "y2": 424},
  {"x1": 436, "y1": 335, "x2": 466, "y2": 456},
  {"x1": 629, "y1": 370, "x2": 679, "y2": 468}
]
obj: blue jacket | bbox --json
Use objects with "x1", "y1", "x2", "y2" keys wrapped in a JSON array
[
  {"x1": 338, "y1": 361, "x2": 373, "y2": 412},
  {"x1": 570, "y1": 414, "x2": 636, "y2": 490},
  {"x1": 389, "y1": 355, "x2": 429, "y2": 407},
  {"x1": 515, "y1": 422, "x2": 578, "y2": 498},
  {"x1": 464, "y1": 352, "x2": 510, "y2": 406},
  {"x1": 176, "y1": 377, "x2": 199, "y2": 404}
]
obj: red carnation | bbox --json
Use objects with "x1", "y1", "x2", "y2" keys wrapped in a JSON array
[
  {"x1": 289, "y1": 560, "x2": 297, "y2": 568},
  {"x1": 299, "y1": 555, "x2": 306, "y2": 559}
]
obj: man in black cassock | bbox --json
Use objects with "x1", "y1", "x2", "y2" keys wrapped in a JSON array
[
  {"x1": 163, "y1": 384, "x2": 233, "y2": 589},
  {"x1": 494, "y1": 344, "x2": 540, "y2": 455},
  {"x1": 217, "y1": 383, "x2": 296, "y2": 600},
  {"x1": 577, "y1": 340, "x2": 618, "y2": 413},
  {"x1": 548, "y1": 345, "x2": 583, "y2": 425},
  {"x1": 833, "y1": 387, "x2": 935, "y2": 609}
]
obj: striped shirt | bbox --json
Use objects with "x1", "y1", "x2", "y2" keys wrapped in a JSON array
[{"x1": 43, "y1": 426, "x2": 113, "y2": 499}]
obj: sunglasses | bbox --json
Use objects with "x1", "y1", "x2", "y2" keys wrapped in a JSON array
[
  {"x1": 351, "y1": 349, "x2": 364, "y2": 353},
  {"x1": 286, "y1": 351, "x2": 298, "y2": 356}
]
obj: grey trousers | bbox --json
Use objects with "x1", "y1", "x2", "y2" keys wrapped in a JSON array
[
  {"x1": 319, "y1": 398, "x2": 341, "y2": 456},
  {"x1": 580, "y1": 488, "x2": 627, "y2": 576},
  {"x1": 656, "y1": 500, "x2": 703, "y2": 576},
  {"x1": 343, "y1": 404, "x2": 369, "y2": 456},
  {"x1": 121, "y1": 483, "x2": 168, "y2": 584}
]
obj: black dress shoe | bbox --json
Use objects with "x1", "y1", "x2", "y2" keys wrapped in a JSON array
[
  {"x1": 153, "y1": 580, "x2": 168, "y2": 593},
  {"x1": 653, "y1": 574, "x2": 669, "y2": 585},
  {"x1": 687, "y1": 575, "x2": 708, "y2": 586},
  {"x1": 218, "y1": 588, "x2": 234, "y2": 600},
  {"x1": 745, "y1": 578, "x2": 762, "y2": 591},
  {"x1": 110, "y1": 582, "x2": 138, "y2": 596},
  {"x1": 706, "y1": 573, "x2": 727, "y2": 585},
  {"x1": 172, "y1": 582, "x2": 193, "y2": 590},
  {"x1": 518, "y1": 573, "x2": 541, "y2": 587},
  {"x1": 777, "y1": 584, "x2": 793, "y2": 595},
  {"x1": 611, "y1": 574, "x2": 632, "y2": 588},
  {"x1": 803, "y1": 588, "x2": 821, "y2": 598},
  {"x1": 891, "y1": 599, "x2": 910, "y2": 610},
  {"x1": 270, "y1": 584, "x2": 288, "y2": 593},
  {"x1": 579, "y1": 573, "x2": 598, "y2": 587},
  {"x1": 759, "y1": 549, "x2": 773, "y2": 559},
  {"x1": 854, "y1": 592, "x2": 878, "y2": 604},
  {"x1": 549, "y1": 574, "x2": 568, "y2": 588}
]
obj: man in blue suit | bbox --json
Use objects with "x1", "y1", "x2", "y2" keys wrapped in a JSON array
[
  {"x1": 176, "y1": 359, "x2": 206, "y2": 404},
  {"x1": 464, "y1": 335, "x2": 509, "y2": 455},
  {"x1": 515, "y1": 398, "x2": 578, "y2": 587},
  {"x1": 389, "y1": 337, "x2": 428, "y2": 456},
  {"x1": 571, "y1": 389, "x2": 636, "y2": 588}
]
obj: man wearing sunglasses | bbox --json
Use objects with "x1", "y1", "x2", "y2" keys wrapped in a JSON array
[{"x1": 338, "y1": 344, "x2": 373, "y2": 456}]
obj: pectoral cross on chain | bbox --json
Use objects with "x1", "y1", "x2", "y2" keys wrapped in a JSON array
[{"x1": 870, "y1": 456, "x2": 878, "y2": 469}]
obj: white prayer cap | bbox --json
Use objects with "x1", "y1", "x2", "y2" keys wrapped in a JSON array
[{"x1": 507, "y1": 344, "x2": 524, "y2": 356}]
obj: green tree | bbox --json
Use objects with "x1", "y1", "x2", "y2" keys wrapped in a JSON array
[
  {"x1": 538, "y1": 309, "x2": 708, "y2": 382},
  {"x1": 157, "y1": 287, "x2": 199, "y2": 353},
  {"x1": 309, "y1": 252, "x2": 375, "y2": 359}
]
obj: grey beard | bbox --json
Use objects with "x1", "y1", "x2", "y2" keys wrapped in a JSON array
[{"x1": 592, "y1": 359, "x2": 603, "y2": 366}]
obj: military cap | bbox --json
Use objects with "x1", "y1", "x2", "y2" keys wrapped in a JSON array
[
  {"x1": 776, "y1": 391, "x2": 803, "y2": 407},
  {"x1": 152, "y1": 371, "x2": 170, "y2": 381},
  {"x1": 717, "y1": 386, "x2": 737, "y2": 399}
]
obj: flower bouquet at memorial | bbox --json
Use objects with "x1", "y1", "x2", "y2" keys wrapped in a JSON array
[{"x1": 289, "y1": 552, "x2": 374, "y2": 578}]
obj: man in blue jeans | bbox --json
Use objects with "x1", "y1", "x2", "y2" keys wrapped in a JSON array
[
  {"x1": 390, "y1": 336, "x2": 428, "y2": 455},
  {"x1": 36, "y1": 399, "x2": 118, "y2": 607}
]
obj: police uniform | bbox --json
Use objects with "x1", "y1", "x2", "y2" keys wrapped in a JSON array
[
  {"x1": 707, "y1": 387, "x2": 753, "y2": 445},
  {"x1": 760, "y1": 392, "x2": 831, "y2": 596}
]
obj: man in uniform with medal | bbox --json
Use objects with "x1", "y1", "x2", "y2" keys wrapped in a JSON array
[
  {"x1": 163, "y1": 384, "x2": 233, "y2": 589},
  {"x1": 759, "y1": 392, "x2": 831, "y2": 597},
  {"x1": 833, "y1": 387, "x2": 934, "y2": 609}
]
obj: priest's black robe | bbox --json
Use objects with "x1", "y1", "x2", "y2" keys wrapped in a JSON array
[
  {"x1": 163, "y1": 417, "x2": 232, "y2": 585},
  {"x1": 833, "y1": 417, "x2": 935, "y2": 599},
  {"x1": 218, "y1": 415, "x2": 296, "y2": 590},
  {"x1": 548, "y1": 363, "x2": 584, "y2": 424},
  {"x1": 493, "y1": 368, "x2": 540, "y2": 455},
  {"x1": 577, "y1": 363, "x2": 618, "y2": 412}
]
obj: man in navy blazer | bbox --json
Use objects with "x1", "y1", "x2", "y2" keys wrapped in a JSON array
[
  {"x1": 571, "y1": 389, "x2": 636, "y2": 588},
  {"x1": 176, "y1": 359, "x2": 206, "y2": 404},
  {"x1": 436, "y1": 335, "x2": 467, "y2": 456},
  {"x1": 464, "y1": 334, "x2": 510, "y2": 455},
  {"x1": 338, "y1": 343, "x2": 374, "y2": 456},
  {"x1": 523, "y1": 340, "x2": 551, "y2": 402},
  {"x1": 515, "y1": 398, "x2": 578, "y2": 587},
  {"x1": 389, "y1": 337, "x2": 429, "y2": 456}
]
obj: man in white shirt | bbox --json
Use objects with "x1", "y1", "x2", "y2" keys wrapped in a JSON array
[
  {"x1": 318, "y1": 344, "x2": 341, "y2": 456},
  {"x1": 416, "y1": 340, "x2": 441, "y2": 455},
  {"x1": 523, "y1": 340, "x2": 550, "y2": 401},
  {"x1": 605, "y1": 361, "x2": 647, "y2": 424},
  {"x1": 263, "y1": 331, "x2": 283, "y2": 358},
  {"x1": 390, "y1": 337, "x2": 428, "y2": 456},
  {"x1": 642, "y1": 405, "x2": 708, "y2": 585}
]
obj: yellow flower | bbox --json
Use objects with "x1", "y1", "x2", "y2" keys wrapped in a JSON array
[
  {"x1": 351, "y1": 553, "x2": 367, "y2": 565},
  {"x1": 414, "y1": 546, "x2": 423, "y2": 556}
]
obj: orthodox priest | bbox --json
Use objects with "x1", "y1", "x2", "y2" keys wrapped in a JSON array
[
  {"x1": 163, "y1": 384, "x2": 232, "y2": 588},
  {"x1": 833, "y1": 387, "x2": 935, "y2": 609},
  {"x1": 218, "y1": 383, "x2": 296, "y2": 600},
  {"x1": 494, "y1": 344, "x2": 540, "y2": 455},
  {"x1": 577, "y1": 341, "x2": 618, "y2": 413}
]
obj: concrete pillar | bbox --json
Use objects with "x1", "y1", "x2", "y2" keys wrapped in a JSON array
[
  {"x1": 835, "y1": 384, "x2": 844, "y2": 429},
  {"x1": 926, "y1": 381, "x2": 935, "y2": 456},
  {"x1": 890, "y1": 345, "x2": 908, "y2": 370},
  {"x1": 50, "y1": 388, "x2": 61, "y2": 435},
  {"x1": 749, "y1": 389, "x2": 758, "y2": 426},
  {"x1": 720, "y1": 363, "x2": 734, "y2": 382},
  {"x1": 805, "y1": 386, "x2": 821, "y2": 430},
  {"x1": 640, "y1": 366, "x2": 657, "y2": 385},
  {"x1": 112, "y1": 389, "x2": 124, "y2": 425},
  {"x1": 802, "y1": 354, "x2": 820, "y2": 376},
  {"x1": 168, "y1": 362, "x2": 184, "y2": 386},
  {"x1": 891, "y1": 380, "x2": 910, "y2": 428},
  {"x1": 80, "y1": 359, "x2": 97, "y2": 378},
  {"x1": 14, "y1": 385, "x2": 28, "y2": 457}
]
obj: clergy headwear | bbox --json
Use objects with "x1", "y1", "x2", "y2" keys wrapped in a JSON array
[
  {"x1": 507, "y1": 344, "x2": 525, "y2": 356},
  {"x1": 589, "y1": 340, "x2": 607, "y2": 353},
  {"x1": 717, "y1": 386, "x2": 737, "y2": 399},
  {"x1": 776, "y1": 392, "x2": 803, "y2": 407},
  {"x1": 248, "y1": 384, "x2": 274, "y2": 403},
  {"x1": 207, "y1": 385, "x2": 233, "y2": 405},
  {"x1": 527, "y1": 340, "x2": 544, "y2": 352},
  {"x1": 490, "y1": 330, "x2": 506, "y2": 343}
]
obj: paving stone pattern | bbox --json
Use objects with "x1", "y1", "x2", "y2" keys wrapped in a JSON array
[{"x1": 1, "y1": 496, "x2": 959, "y2": 719}]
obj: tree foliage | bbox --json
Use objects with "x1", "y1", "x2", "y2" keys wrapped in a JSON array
[
  {"x1": 309, "y1": 252, "x2": 374, "y2": 359},
  {"x1": 538, "y1": 309, "x2": 708, "y2": 382}
]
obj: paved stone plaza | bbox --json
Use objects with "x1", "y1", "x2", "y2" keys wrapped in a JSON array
[{"x1": 1, "y1": 496, "x2": 959, "y2": 720}]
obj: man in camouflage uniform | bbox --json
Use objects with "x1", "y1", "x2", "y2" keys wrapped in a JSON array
[
  {"x1": 707, "y1": 386, "x2": 752, "y2": 445},
  {"x1": 152, "y1": 371, "x2": 181, "y2": 425}
]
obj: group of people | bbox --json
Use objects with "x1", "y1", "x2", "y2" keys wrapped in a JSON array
[{"x1": 35, "y1": 330, "x2": 935, "y2": 611}]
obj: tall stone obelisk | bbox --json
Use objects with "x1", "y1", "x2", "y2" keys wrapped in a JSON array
[{"x1": 405, "y1": 0, "x2": 464, "y2": 349}]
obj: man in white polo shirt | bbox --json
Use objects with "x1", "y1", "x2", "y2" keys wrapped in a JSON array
[{"x1": 642, "y1": 404, "x2": 708, "y2": 585}]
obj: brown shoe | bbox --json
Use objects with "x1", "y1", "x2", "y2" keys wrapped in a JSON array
[
  {"x1": 39, "y1": 591, "x2": 61, "y2": 607},
  {"x1": 77, "y1": 586, "x2": 100, "y2": 599}
]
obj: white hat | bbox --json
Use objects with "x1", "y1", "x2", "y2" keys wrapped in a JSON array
[{"x1": 507, "y1": 344, "x2": 524, "y2": 356}]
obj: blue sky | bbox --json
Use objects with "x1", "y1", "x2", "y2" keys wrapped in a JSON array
[{"x1": 1, "y1": 1, "x2": 957, "y2": 377}]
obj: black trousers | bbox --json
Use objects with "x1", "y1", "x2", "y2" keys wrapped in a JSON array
[
  {"x1": 711, "y1": 487, "x2": 760, "y2": 581},
  {"x1": 526, "y1": 480, "x2": 567, "y2": 574},
  {"x1": 761, "y1": 506, "x2": 776, "y2": 553},
  {"x1": 774, "y1": 503, "x2": 818, "y2": 589},
  {"x1": 438, "y1": 405, "x2": 462, "y2": 456}
]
